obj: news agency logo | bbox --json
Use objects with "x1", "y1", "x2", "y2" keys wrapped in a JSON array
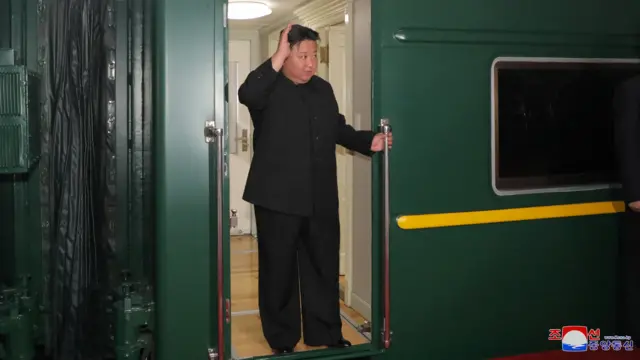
[
  {"x1": 560, "y1": 326, "x2": 589, "y2": 352},
  {"x1": 548, "y1": 326, "x2": 634, "y2": 352}
]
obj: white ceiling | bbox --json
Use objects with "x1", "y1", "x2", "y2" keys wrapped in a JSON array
[{"x1": 229, "y1": 0, "x2": 310, "y2": 31}]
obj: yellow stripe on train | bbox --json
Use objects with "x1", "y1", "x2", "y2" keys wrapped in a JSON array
[{"x1": 396, "y1": 201, "x2": 626, "y2": 230}]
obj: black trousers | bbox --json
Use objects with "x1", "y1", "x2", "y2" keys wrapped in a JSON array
[
  {"x1": 254, "y1": 205, "x2": 343, "y2": 349},
  {"x1": 619, "y1": 209, "x2": 640, "y2": 343}
]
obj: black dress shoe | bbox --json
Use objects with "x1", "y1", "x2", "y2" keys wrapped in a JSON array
[
  {"x1": 328, "y1": 338, "x2": 352, "y2": 348},
  {"x1": 272, "y1": 347, "x2": 294, "y2": 354}
]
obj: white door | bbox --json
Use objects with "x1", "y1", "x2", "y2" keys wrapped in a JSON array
[
  {"x1": 327, "y1": 25, "x2": 351, "y2": 276},
  {"x1": 229, "y1": 40, "x2": 253, "y2": 235},
  {"x1": 349, "y1": 0, "x2": 372, "y2": 319}
]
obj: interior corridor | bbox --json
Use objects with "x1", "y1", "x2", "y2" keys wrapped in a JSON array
[{"x1": 230, "y1": 235, "x2": 370, "y2": 359}]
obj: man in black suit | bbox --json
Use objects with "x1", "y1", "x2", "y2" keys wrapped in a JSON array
[
  {"x1": 613, "y1": 75, "x2": 640, "y2": 345},
  {"x1": 238, "y1": 24, "x2": 393, "y2": 354}
]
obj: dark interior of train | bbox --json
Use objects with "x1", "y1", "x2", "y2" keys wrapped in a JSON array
[{"x1": 0, "y1": 0, "x2": 154, "y2": 359}]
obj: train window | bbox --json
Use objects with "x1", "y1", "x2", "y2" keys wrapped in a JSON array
[{"x1": 491, "y1": 57, "x2": 640, "y2": 195}]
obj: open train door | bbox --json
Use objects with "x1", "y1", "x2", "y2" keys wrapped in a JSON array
[{"x1": 155, "y1": 0, "x2": 231, "y2": 359}]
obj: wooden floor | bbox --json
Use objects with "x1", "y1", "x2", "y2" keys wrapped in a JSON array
[{"x1": 231, "y1": 235, "x2": 369, "y2": 359}]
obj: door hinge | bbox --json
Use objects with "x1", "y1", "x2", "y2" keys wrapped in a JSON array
[
  {"x1": 381, "y1": 319, "x2": 393, "y2": 347},
  {"x1": 207, "y1": 348, "x2": 218, "y2": 360},
  {"x1": 382, "y1": 329, "x2": 394, "y2": 346},
  {"x1": 230, "y1": 209, "x2": 238, "y2": 228},
  {"x1": 204, "y1": 120, "x2": 216, "y2": 143},
  {"x1": 222, "y1": 2, "x2": 227, "y2": 28}
]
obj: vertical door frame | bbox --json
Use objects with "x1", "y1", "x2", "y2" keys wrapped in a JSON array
[{"x1": 219, "y1": 0, "x2": 232, "y2": 357}]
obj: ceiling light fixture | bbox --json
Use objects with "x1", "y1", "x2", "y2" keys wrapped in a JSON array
[{"x1": 228, "y1": 1, "x2": 272, "y2": 20}]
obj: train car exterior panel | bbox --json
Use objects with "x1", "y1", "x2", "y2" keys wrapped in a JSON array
[{"x1": 372, "y1": 0, "x2": 640, "y2": 359}]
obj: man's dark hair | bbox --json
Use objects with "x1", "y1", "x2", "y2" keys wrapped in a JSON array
[{"x1": 280, "y1": 24, "x2": 320, "y2": 47}]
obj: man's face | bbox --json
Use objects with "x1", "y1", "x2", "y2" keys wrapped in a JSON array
[{"x1": 283, "y1": 40, "x2": 318, "y2": 84}]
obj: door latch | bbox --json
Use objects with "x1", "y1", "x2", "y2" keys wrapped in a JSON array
[
  {"x1": 207, "y1": 348, "x2": 218, "y2": 359},
  {"x1": 230, "y1": 209, "x2": 238, "y2": 228}
]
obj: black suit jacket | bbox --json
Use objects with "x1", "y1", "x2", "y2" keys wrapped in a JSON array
[
  {"x1": 614, "y1": 75, "x2": 640, "y2": 204},
  {"x1": 238, "y1": 58, "x2": 375, "y2": 216}
]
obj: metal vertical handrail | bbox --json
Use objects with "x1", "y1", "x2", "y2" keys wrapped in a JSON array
[
  {"x1": 214, "y1": 126, "x2": 225, "y2": 359},
  {"x1": 379, "y1": 118, "x2": 392, "y2": 349}
]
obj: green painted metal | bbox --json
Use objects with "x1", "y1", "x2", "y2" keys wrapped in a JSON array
[
  {"x1": 127, "y1": 0, "x2": 155, "y2": 285},
  {"x1": 114, "y1": 271, "x2": 155, "y2": 360},
  {"x1": 0, "y1": 8, "x2": 43, "y2": 338},
  {"x1": 0, "y1": 276, "x2": 37, "y2": 360},
  {"x1": 140, "y1": 0, "x2": 156, "y2": 290},
  {"x1": 114, "y1": 0, "x2": 132, "y2": 279},
  {"x1": 110, "y1": 0, "x2": 155, "y2": 331},
  {"x1": 0, "y1": 176, "x2": 16, "y2": 286},
  {"x1": 0, "y1": 0, "x2": 9, "y2": 48},
  {"x1": 0, "y1": 2, "x2": 56, "y2": 357},
  {"x1": 0, "y1": 6, "x2": 43, "y2": 355},
  {"x1": 371, "y1": 0, "x2": 640, "y2": 359},
  {"x1": 0, "y1": 65, "x2": 43, "y2": 353},
  {"x1": 154, "y1": 0, "x2": 221, "y2": 359},
  {"x1": 0, "y1": 63, "x2": 44, "y2": 358},
  {"x1": 0, "y1": 49, "x2": 14, "y2": 65},
  {"x1": 7, "y1": 0, "x2": 38, "y2": 71},
  {"x1": 9, "y1": 0, "x2": 24, "y2": 66},
  {"x1": 109, "y1": 0, "x2": 156, "y2": 355},
  {"x1": 113, "y1": 0, "x2": 155, "y2": 283},
  {"x1": 0, "y1": 66, "x2": 41, "y2": 174},
  {"x1": 22, "y1": 0, "x2": 38, "y2": 72},
  {"x1": 0, "y1": 63, "x2": 43, "y2": 360},
  {"x1": 21, "y1": 166, "x2": 42, "y2": 344}
]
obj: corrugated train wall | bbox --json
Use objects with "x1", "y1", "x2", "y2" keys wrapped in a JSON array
[{"x1": 0, "y1": 0, "x2": 155, "y2": 359}]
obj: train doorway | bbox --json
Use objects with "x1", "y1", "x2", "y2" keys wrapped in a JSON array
[
  {"x1": 156, "y1": 0, "x2": 640, "y2": 360},
  {"x1": 225, "y1": 0, "x2": 381, "y2": 358}
]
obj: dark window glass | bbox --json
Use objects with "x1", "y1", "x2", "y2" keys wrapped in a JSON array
[{"x1": 494, "y1": 59, "x2": 640, "y2": 191}]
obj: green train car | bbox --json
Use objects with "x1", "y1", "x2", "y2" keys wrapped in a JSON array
[{"x1": 0, "y1": 0, "x2": 639, "y2": 359}]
